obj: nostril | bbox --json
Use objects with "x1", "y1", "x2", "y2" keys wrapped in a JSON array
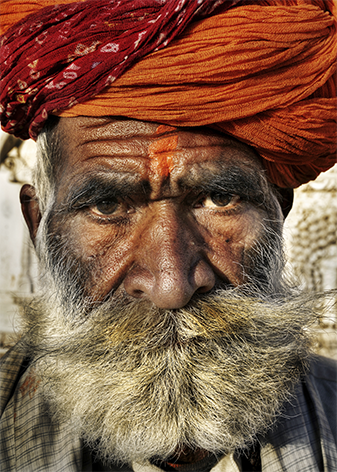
[
  {"x1": 192, "y1": 259, "x2": 216, "y2": 294},
  {"x1": 196, "y1": 285, "x2": 212, "y2": 294}
]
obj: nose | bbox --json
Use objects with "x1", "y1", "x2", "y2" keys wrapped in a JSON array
[{"x1": 123, "y1": 208, "x2": 215, "y2": 309}]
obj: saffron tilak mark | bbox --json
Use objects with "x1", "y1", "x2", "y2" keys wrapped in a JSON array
[{"x1": 148, "y1": 131, "x2": 178, "y2": 177}]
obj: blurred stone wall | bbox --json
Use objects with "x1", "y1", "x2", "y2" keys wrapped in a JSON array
[
  {"x1": 0, "y1": 134, "x2": 39, "y2": 356},
  {"x1": 284, "y1": 164, "x2": 337, "y2": 359}
]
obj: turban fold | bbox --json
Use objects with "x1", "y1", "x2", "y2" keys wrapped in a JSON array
[{"x1": 0, "y1": 0, "x2": 336, "y2": 188}]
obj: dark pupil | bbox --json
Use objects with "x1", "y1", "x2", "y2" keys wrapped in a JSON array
[
  {"x1": 96, "y1": 199, "x2": 118, "y2": 214},
  {"x1": 211, "y1": 193, "x2": 232, "y2": 206}
]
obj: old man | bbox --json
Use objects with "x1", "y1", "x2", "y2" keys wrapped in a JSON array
[{"x1": 1, "y1": 1, "x2": 336, "y2": 471}]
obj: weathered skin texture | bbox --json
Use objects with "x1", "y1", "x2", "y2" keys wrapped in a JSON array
[{"x1": 22, "y1": 116, "x2": 283, "y2": 309}]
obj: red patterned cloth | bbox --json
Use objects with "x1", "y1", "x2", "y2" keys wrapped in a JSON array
[
  {"x1": 0, "y1": 0, "x2": 241, "y2": 140},
  {"x1": 0, "y1": 0, "x2": 336, "y2": 187}
]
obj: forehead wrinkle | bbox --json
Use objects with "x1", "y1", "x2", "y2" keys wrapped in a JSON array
[
  {"x1": 77, "y1": 137, "x2": 234, "y2": 164},
  {"x1": 75, "y1": 117, "x2": 238, "y2": 146},
  {"x1": 78, "y1": 117, "x2": 162, "y2": 139},
  {"x1": 58, "y1": 117, "x2": 264, "y2": 195},
  {"x1": 77, "y1": 138, "x2": 149, "y2": 160}
]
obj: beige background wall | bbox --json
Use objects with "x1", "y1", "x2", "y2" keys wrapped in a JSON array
[{"x1": 0, "y1": 133, "x2": 39, "y2": 355}]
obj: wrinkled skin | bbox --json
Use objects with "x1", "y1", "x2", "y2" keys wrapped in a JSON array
[
  {"x1": 21, "y1": 116, "x2": 283, "y2": 309},
  {"x1": 20, "y1": 117, "x2": 287, "y2": 464}
]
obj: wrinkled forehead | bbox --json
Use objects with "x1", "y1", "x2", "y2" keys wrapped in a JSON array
[
  {"x1": 56, "y1": 115, "x2": 263, "y2": 171},
  {"x1": 43, "y1": 115, "x2": 286, "y2": 217}
]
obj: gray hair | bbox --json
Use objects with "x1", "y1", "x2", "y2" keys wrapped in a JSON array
[{"x1": 34, "y1": 116, "x2": 61, "y2": 214}]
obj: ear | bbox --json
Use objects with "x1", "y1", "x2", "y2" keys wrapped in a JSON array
[{"x1": 20, "y1": 184, "x2": 42, "y2": 245}]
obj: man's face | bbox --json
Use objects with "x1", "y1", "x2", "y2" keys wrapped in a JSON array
[
  {"x1": 20, "y1": 117, "x2": 313, "y2": 466},
  {"x1": 44, "y1": 116, "x2": 282, "y2": 306}
]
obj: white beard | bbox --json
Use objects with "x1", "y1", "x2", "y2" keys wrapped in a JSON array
[{"x1": 23, "y1": 289, "x2": 315, "y2": 466}]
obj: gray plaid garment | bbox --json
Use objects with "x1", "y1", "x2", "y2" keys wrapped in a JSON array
[{"x1": 1, "y1": 344, "x2": 337, "y2": 472}]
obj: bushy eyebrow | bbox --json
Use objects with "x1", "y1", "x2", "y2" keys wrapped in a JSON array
[
  {"x1": 60, "y1": 163, "x2": 269, "y2": 212},
  {"x1": 179, "y1": 165, "x2": 269, "y2": 206},
  {"x1": 63, "y1": 173, "x2": 149, "y2": 211}
]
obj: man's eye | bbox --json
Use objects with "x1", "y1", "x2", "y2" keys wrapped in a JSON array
[
  {"x1": 92, "y1": 199, "x2": 119, "y2": 215},
  {"x1": 197, "y1": 193, "x2": 240, "y2": 208}
]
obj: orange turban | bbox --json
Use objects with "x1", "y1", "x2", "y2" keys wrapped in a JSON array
[{"x1": 1, "y1": 0, "x2": 336, "y2": 188}]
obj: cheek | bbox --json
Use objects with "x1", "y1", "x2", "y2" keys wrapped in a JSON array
[
  {"x1": 58, "y1": 217, "x2": 140, "y2": 298},
  {"x1": 200, "y1": 209, "x2": 264, "y2": 284}
]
